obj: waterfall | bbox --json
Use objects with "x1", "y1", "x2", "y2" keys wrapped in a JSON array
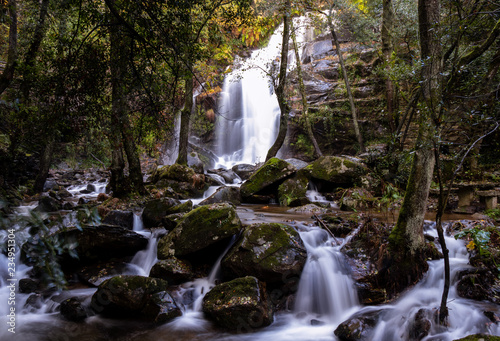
[
  {"x1": 214, "y1": 17, "x2": 312, "y2": 168},
  {"x1": 294, "y1": 225, "x2": 360, "y2": 324}
]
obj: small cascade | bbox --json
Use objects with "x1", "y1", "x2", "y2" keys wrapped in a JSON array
[
  {"x1": 306, "y1": 182, "x2": 338, "y2": 208},
  {"x1": 368, "y1": 222, "x2": 500, "y2": 340},
  {"x1": 169, "y1": 236, "x2": 237, "y2": 330},
  {"x1": 294, "y1": 225, "x2": 359, "y2": 324},
  {"x1": 127, "y1": 229, "x2": 164, "y2": 277},
  {"x1": 132, "y1": 211, "x2": 144, "y2": 232}
]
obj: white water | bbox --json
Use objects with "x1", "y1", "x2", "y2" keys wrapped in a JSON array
[
  {"x1": 306, "y1": 182, "x2": 338, "y2": 208},
  {"x1": 214, "y1": 17, "x2": 312, "y2": 169}
]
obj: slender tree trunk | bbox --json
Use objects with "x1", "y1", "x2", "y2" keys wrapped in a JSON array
[
  {"x1": 266, "y1": 0, "x2": 291, "y2": 161},
  {"x1": 382, "y1": 0, "x2": 398, "y2": 133},
  {"x1": 176, "y1": 68, "x2": 193, "y2": 166},
  {"x1": 291, "y1": 19, "x2": 322, "y2": 158},
  {"x1": 327, "y1": 7, "x2": 365, "y2": 153},
  {"x1": 122, "y1": 116, "x2": 146, "y2": 194},
  {"x1": 20, "y1": 0, "x2": 50, "y2": 100},
  {"x1": 34, "y1": 135, "x2": 55, "y2": 193},
  {"x1": 386, "y1": 0, "x2": 441, "y2": 296},
  {"x1": 0, "y1": 0, "x2": 17, "y2": 95}
]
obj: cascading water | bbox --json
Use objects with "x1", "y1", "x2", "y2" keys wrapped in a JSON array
[{"x1": 214, "y1": 17, "x2": 311, "y2": 168}]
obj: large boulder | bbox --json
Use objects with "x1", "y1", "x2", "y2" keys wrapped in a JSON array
[
  {"x1": 90, "y1": 275, "x2": 181, "y2": 323},
  {"x1": 300, "y1": 156, "x2": 367, "y2": 188},
  {"x1": 199, "y1": 186, "x2": 241, "y2": 206},
  {"x1": 142, "y1": 198, "x2": 191, "y2": 228},
  {"x1": 157, "y1": 203, "x2": 242, "y2": 260},
  {"x1": 151, "y1": 164, "x2": 208, "y2": 198},
  {"x1": 334, "y1": 311, "x2": 380, "y2": 341},
  {"x1": 34, "y1": 195, "x2": 62, "y2": 212},
  {"x1": 232, "y1": 163, "x2": 259, "y2": 180},
  {"x1": 278, "y1": 174, "x2": 310, "y2": 206},
  {"x1": 240, "y1": 158, "x2": 297, "y2": 199},
  {"x1": 221, "y1": 223, "x2": 307, "y2": 286},
  {"x1": 53, "y1": 225, "x2": 148, "y2": 266},
  {"x1": 202, "y1": 276, "x2": 273, "y2": 331}
]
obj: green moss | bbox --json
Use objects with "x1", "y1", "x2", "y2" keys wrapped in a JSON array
[
  {"x1": 240, "y1": 158, "x2": 296, "y2": 197},
  {"x1": 278, "y1": 174, "x2": 309, "y2": 206},
  {"x1": 454, "y1": 335, "x2": 500, "y2": 341}
]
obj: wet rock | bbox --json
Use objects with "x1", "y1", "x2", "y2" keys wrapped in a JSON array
[
  {"x1": 34, "y1": 195, "x2": 61, "y2": 212},
  {"x1": 43, "y1": 179, "x2": 58, "y2": 192},
  {"x1": 202, "y1": 276, "x2": 273, "y2": 331},
  {"x1": 199, "y1": 186, "x2": 241, "y2": 206},
  {"x1": 78, "y1": 261, "x2": 133, "y2": 286},
  {"x1": 284, "y1": 158, "x2": 309, "y2": 170},
  {"x1": 150, "y1": 257, "x2": 194, "y2": 285},
  {"x1": 456, "y1": 271, "x2": 490, "y2": 301},
  {"x1": 300, "y1": 156, "x2": 367, "y2": 187},
  {"x1": 161, "y1": 212, "x2": 186, "y2": 230},
  {"x1": 356, "y1": 284, "x2": 387, "y2": 305},
  {"x1": 334, "y1": 311, "x2": 380, "y2": 341},
  {"x1": 340, "y1": 188, "x2": 375, "y2": 211},
  {"x1": 287, "y1": 204, "x2": 328, "y2": 214},
  {"x1": 151, "y1": 164, "x2": 208, "y2": 198},
  {"x1": 19, "y1": 278, "x2": 40, "y2": 293},
  {"x1": 232, "y1": 164, "x2": 259, "y2": 180},
  {"x1": 220, "y1": 170, "x2": 241, "y2": 184},
  {"x1": 453, "y1": 335, "x2": 500, "y2": 341},
  {"x1": 142, "y1": 291, "x2": 182, "y2": 323},
  {"x1": 142, "y1": 198, "x2": 182, "y2": 228},
  {"x1": 302, "y1": 40, "x2": 335, "y2": 64},
  {"x1": 60, "y1": 297, "x2": 88, "y2": 321},
  {"x1": 313, "y1": 60, "x2": 340, "y2": 80},
  {"x1": 90, "y1": 275, "x2": 170, "y2": 321},
  {"x1": 157, "y1": 203, "x2": 242, "y2": 260},
  {"x1": 278, "y1": 174, "x2": 310, "y2": 206},
  {"x1": 102, "y1": 210, "x2": 134, "y2": 229},
  {"x1": 221, "y1": 223, "x2": 307, "y2": 286},
  {"x1": 53, "y1": 225, "x2": 148, "y2": 266},
  {"x1": 353, "y1": 85, "x2": 374, "y2": 99},
  {"x1": 408, "y1": 308, "x2": 432, "y2": 341},
  {"x1": 240, "y1": 158, "x2": 297, "y2": 199},
  {"x1": 87, "y1": 183, "x2": 97, "y2": 192},
  {"x1": 57, "y1": 188, "x2": 73, "y2": 199},
  {"x1": 188, "y1": 152, "x2": 204, "y2": 174}
]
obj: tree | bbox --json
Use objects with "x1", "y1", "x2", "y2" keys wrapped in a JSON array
[
  {"x1": 385, "y1": 0, "x2": 441, "y2": 294},
  {"x1": 0, "y1": 0, "x2": 17, "y2": 95},
  {"x1": 266, "y1": 0, "x2": 291, "y2": 161}
]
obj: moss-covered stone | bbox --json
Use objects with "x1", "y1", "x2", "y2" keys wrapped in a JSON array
[
  {"x1": 90, "y1": 275, "x2": 169, "y2": 320},
  {"x1": 157, "y1": 203, "x2": 242, "y2": 259},
  {"x1": 278, "y1": 174, "x2": 310, "y2": 206},
  {"x1": 199, "y1": 186, "x2": 241, "y2": 206},
  {"x1": 202, "y1": 276, "x2": 273, "y2": 331},
  {"x1": 150, "y1": 257, "x2": 194, "y2": 285},
  {"x1": 221, "y1": 223, "x2": 307, "y2": 285},
  {"x1": 299, "y1": 156, "x2": 367, "y2": 186},
  {"x1": 151, "y1": 163, "x2": 196, "y2": 183},
  {"x1": 240, "y1": 158, "x2": 297, "y2": 198},
  {"x1": 150, "y1": 164, "x2": 208, "y2": 199},
  {"x1": 453, "y1": 335, "x2": 500, "y2": 341},
  {"x1": 142, "y1": 198, "x2": 182, "y2": 228}
]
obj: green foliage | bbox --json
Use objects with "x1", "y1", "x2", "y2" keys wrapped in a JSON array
[
  {"x1": 290, "y1": 134, "x2": 314, "y2": 159},
  {"x1": 485, "y1": 209, "x2": 500, "y2": 221},
  {"x1": 455, "y1": 225, "x2": 492, "y2": 257}
]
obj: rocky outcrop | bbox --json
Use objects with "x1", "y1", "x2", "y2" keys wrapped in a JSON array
[
  {"x1": 60, "y1": 297, "x2": 88, "y2": 321},
  {"x1": 278, "y1": 174, "x2": 310, "y2": 206},
  {"x1": 240, "y1": 158, "x2": 296, "y2": 200},
  {"x1": 232, "y1": 163, "x2": 259, "y2": 180},
  {"x1": 202, "y1": 276, "x2": 273, "y2": 331},
  {"x1": 157, "y1": 203, "x2": 242, "y2": 261},
  {"x1": 90, "y1": 275, "x2": 181, "y2": 323},
  {"x1": 221, "y1": 223, "x2": 307, "y2": 287}
]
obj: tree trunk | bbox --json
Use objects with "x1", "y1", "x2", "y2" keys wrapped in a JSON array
[
  {"x1": 386, "y1": 0, "x2": 441, "y2": 296},
  {"x1": 382, "y1": 0, "x2": 398, "y2": 133},
  {"x1": 291, "y1": 19, "x2": 322, "y2": 158},
  {"x1": 0, "y1": 0, "x2": 17, "y2": 95},
  {"x1": 34, "y1": 134, "x2": 55, "y2": 193},
  {"x1": 176, "y1": 68, "x2": 193, "y2": 166},
  {"x1": 122, "y1": 115, "x2": 146, "y2": 194},
  {"x1": 327, "y1": 7, "x2": 365, "y2": 153},
  {"x1": 266, "y1": 0, "x2": 291, "y2": 161},
  {"x1": 20, "y1": 0, "x2": 50, "y2": 101}
]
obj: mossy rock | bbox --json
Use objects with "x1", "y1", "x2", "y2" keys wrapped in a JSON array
[
  {"x1": 334, "y1": 310, "x2": 380, "y2": 341},
  {"x1": 90, "y1": 275, "x2": 173, "y2": 321},
  {"x1": 240, "y1": 158, "x2": 297, "y2": 198},
  {"x1": 157, "y1": 203, "x2": 242, "y2": 259},
  {"x1": 221, "y1": 223, "x2": 307, "y2": 286},
  {"x1": 143, "y1": 198, "x2": 193, "y2": 228},
  {"x1": 199, "y1": 186, "x2": 241, "y2": 206},
  {"x1": 202, "y1": 276, "x2": 273, "y2": 331},
  {"x1": 299, "y1": 156, "x2": 367, "y2": 186},
  {"x1": 150, "y1": 257, "x2": 194, "y2": 285},
  {"x1": 151, "y1": 164, "x2": 196, "y2": 183},
  {"x1": 278, "y1": 174, "x2": 310, "y2": 206}
]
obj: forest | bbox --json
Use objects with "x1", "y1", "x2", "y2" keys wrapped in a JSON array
[{"x1": 0, "y1": 0, "x2": 500, "y2": 340}]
